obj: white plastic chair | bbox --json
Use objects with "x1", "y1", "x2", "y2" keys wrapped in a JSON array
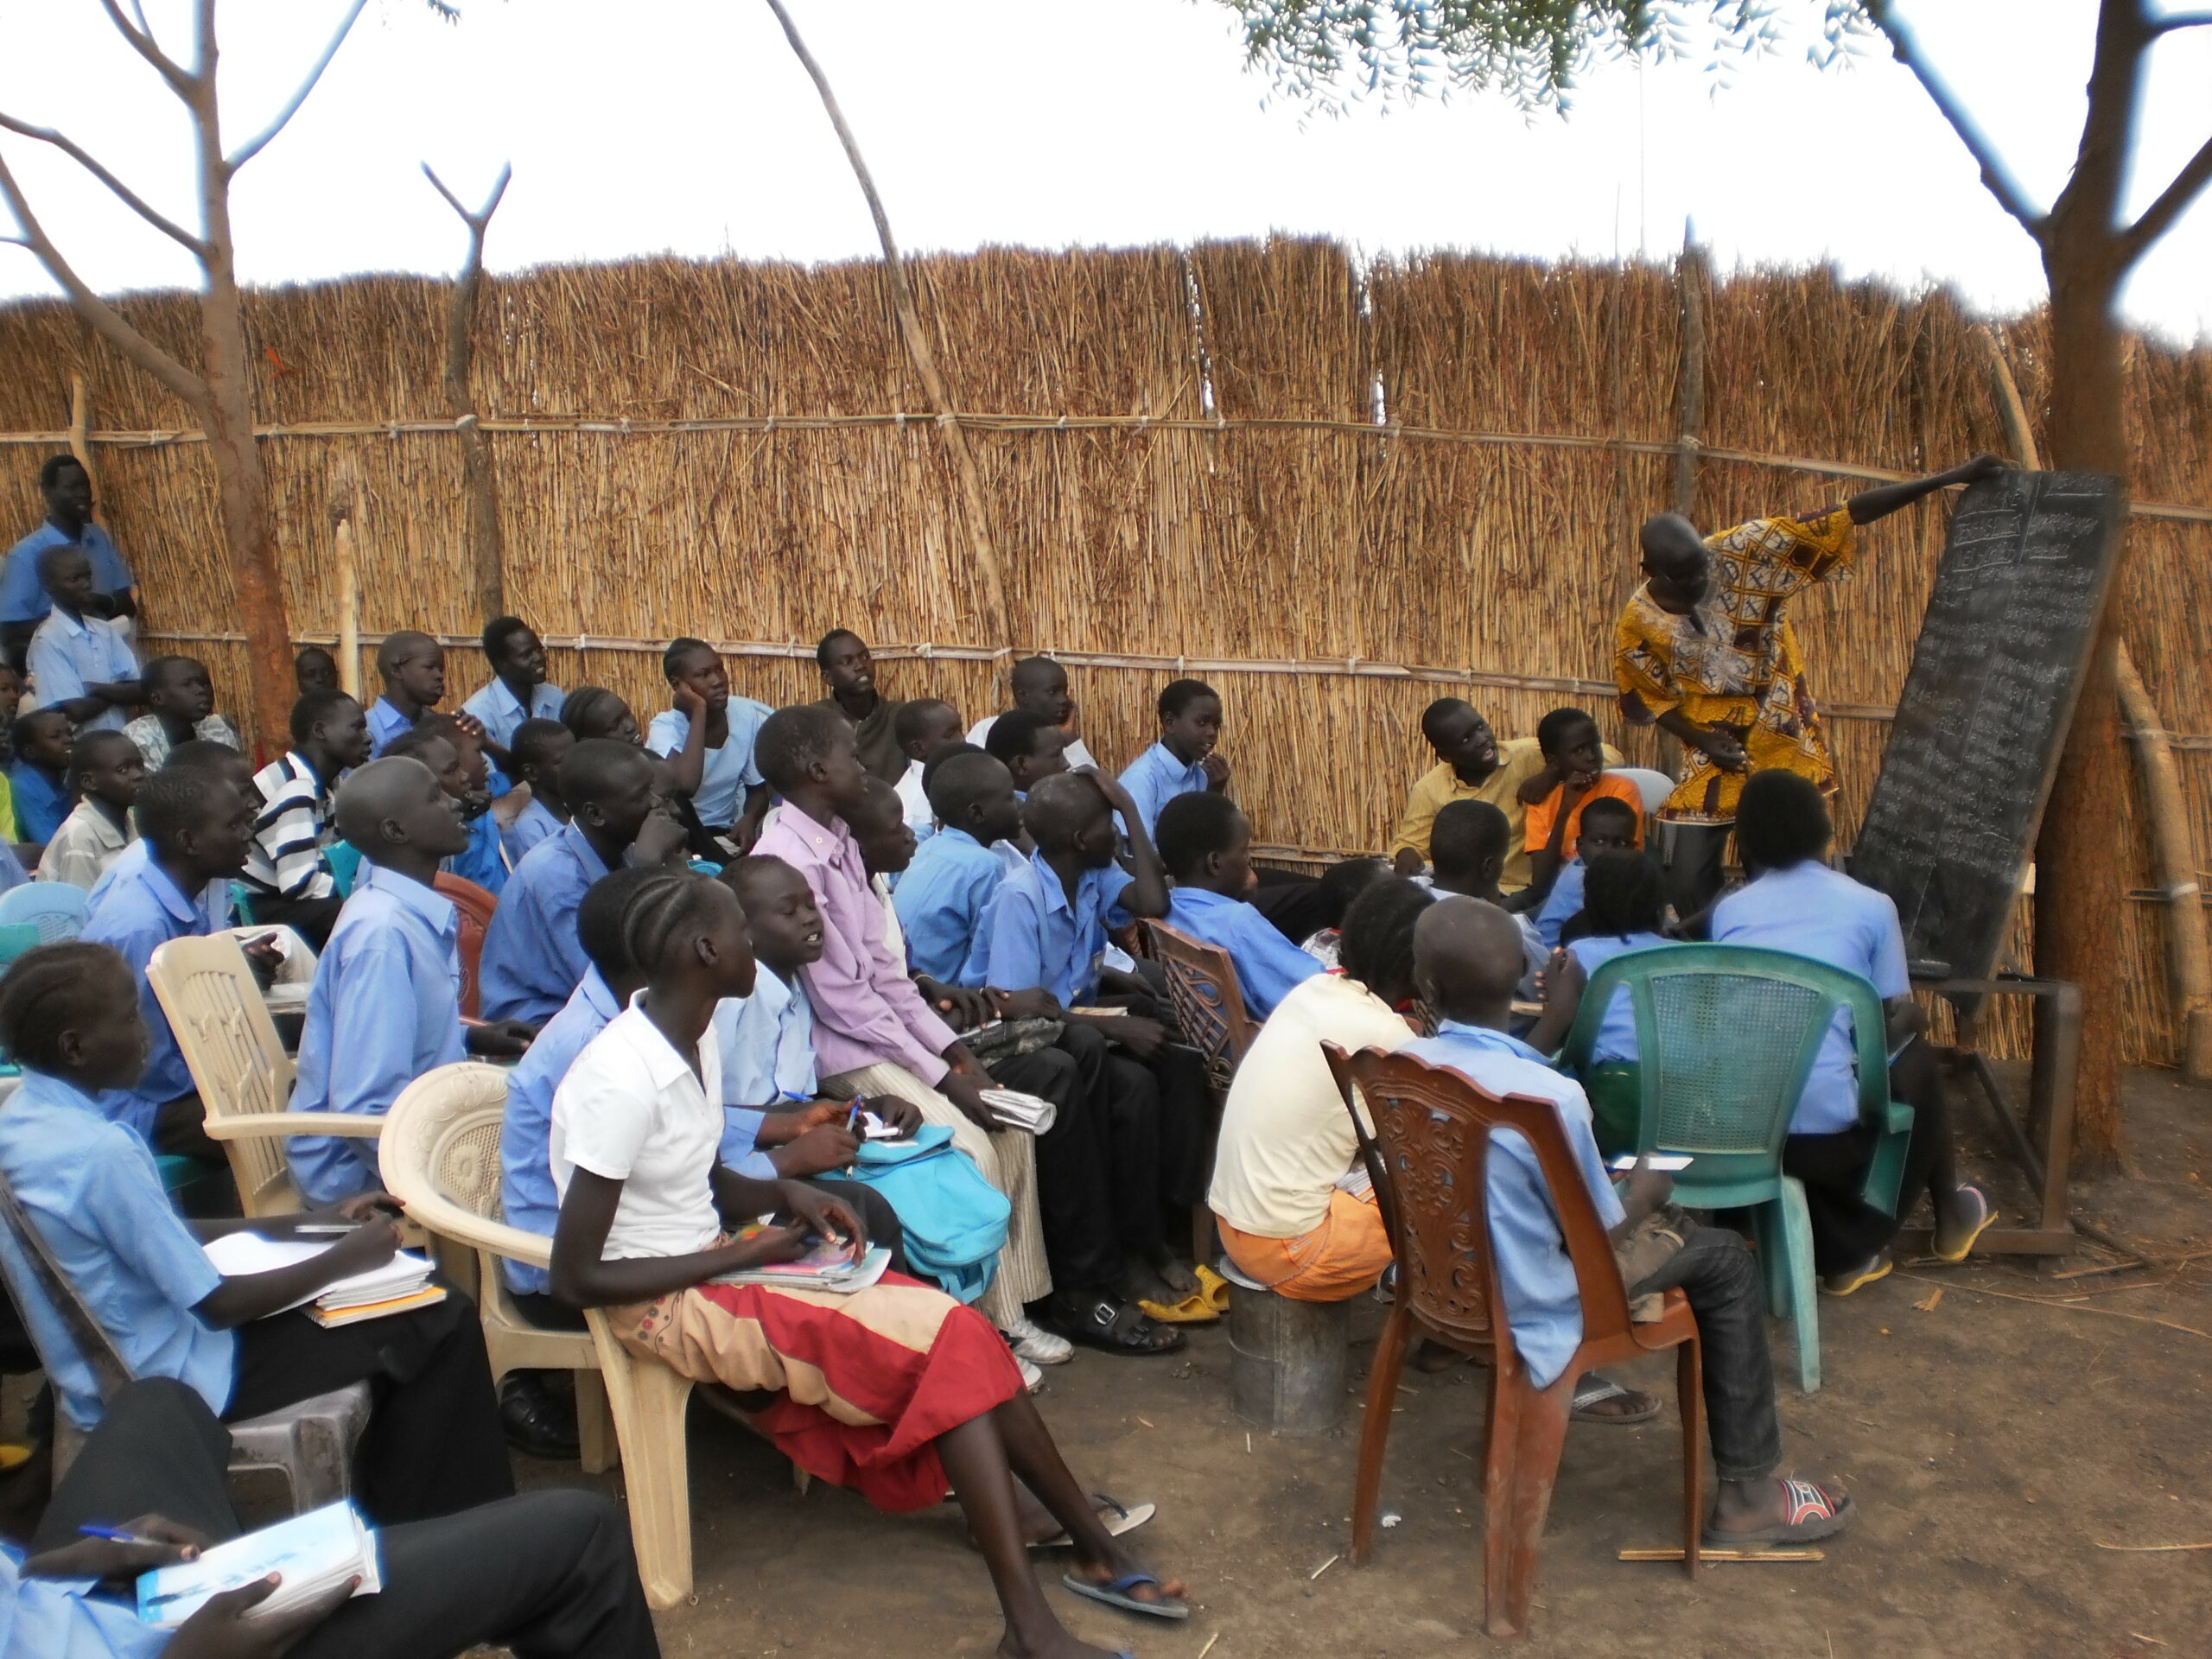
[{"x1": 1616, "y1": 766, "x2": 1677, "y2": 817}]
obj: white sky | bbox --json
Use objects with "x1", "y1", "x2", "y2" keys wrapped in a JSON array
[{"x1": 1, "y1": 1, "x2": 2209, "y2": 341}]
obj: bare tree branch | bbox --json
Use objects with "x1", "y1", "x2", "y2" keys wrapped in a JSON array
[
  {"x1": 0, "y1": 112, "x2": 207, "y2": 256},
  {"x1": 1866, "y1": 0, "x2": 2047, "y2": 238},
  {"x1": 422, "y1": 159, "x2": 512, "y2": 233},
  {"x1": 95, "y1": 0, "x2": 199, "y2": 97},
  {"x1": 2124, "y1": 130, "x2": 2212, "y2": 259},
  {"x1": 0, "y1": 152, "x2": 206, "y2": 408},
  {"x1": 2149, "y1": 9, "x2": 2212, "y2": 33},
  {"x1": 225, "y1": 0, "x2": 370, "y2": 172}
]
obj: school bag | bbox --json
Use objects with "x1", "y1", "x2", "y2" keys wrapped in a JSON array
[{"x1": 843, "y1": 1126, "x2": 1009, "y2": 1307}]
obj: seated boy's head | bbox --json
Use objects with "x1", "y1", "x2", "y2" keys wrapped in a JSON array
[
  {"x1": 484, "y1": 616, "x2": 547, "y2": 688},
  {"x1": 1008, "y1": 656, "x2": 1074, "y2": 726},
  {"x1": 561, "y1": 739, "x2": 662, "y2": 847},
  {"x1": 753, "y1": 704, "x2": 867, "y2": 818},
  {"x1": 894, "y1": 697, "x2": 963, "y2": 765},
  {"x1": 289, "y1": 689, "x2": 371, "y2": 772},
  {"x1": 294, "y1": 645, "x2": 340, "y2": 694},
  {"x1": 162, "y1": 739, "x2": 259, "y2": 808},
  {"x1": 1413, "y1": 894, "x2": 1525, "y2": 1023},
  {"x1": 1573, "y1": 796, "x2": 1640, "y2": 862},
  {"x1": 143, "y1": 655, "x2": 216, "y2": 725},
  {"x1": 1022, "y1": 772, "x2": 1117, "y2": 868},
  {"x1": 377, "y1": 630, "x2": 446, "y2": 708},
  {"x1": 36, "y1": 543, "x2": 94, "y2": 613},
  {"x1": 1535, "y1": 707, "x2": 1604, "y2": 779},
  {"x1": 1156, "y1": 678, "x2": 1222, "y2": 764},
  {"x1": 1155, "y1": 790, "x2": 1252, "y2": 896},
  {"x1": 849, "y1": 777, "x2": 918, "y2": 878},
  {"x1": 816, "y1": 629, "x2": 875, "y2": 699},
  {"x1": 382, "y1": 721, "x2": 470, "y2": 806},
  {"x1": 0, "y1": 941, "x2": 144, "y2": 1089},
  {"x1": 423, "y1": 714, "x2": 489, "y2": 794},
  {"x1": 1339, "y1": 875, "x2": 1435, "y2": 1007},
  {"x1": 1420, "y1": 697, "x2": 1496, "y2": 772},
  {"x1": 334, "y1": 754, "x2": 471, "y2": 861},
  {"x1": 926, "y1": 749, "x2": 1022, "y2": 848},
  {"x1": 576, "y1": 865, "x2": 685, "y2": 993},
  {"x1": 1735, "y1": 769, "x2": 1832, "y2": 874},
  {"x1": 560, "y1": 685, "x2": 641, "y2": 747},
  {"x1": 137, "y1": 766, "x2": 252, "y2": 878},
  {"x1": 724, "y1": 854, "x2": 823, "y2": 974},
  {"x1": 68, "y1": 729, "x2": 145, "y2": 810},
  {"x1": 663, "y1": 637, "x2": 728, "y2": 710},
  {"x1": 511, "y1": 718, "x2": 576, "y2": 791},
  {"x1": 1317, "y1": 856, "x2": 1389, "y2": 931},
  {"x1": 14, "y1": 709, "x2": 73, "y2": 771},
  {"x1": 1580, "y1": 849, "x2": 1667, "y2": 940},
  {"x1": 1428, "y1": 798, "x2": 1510, "y2": 895},
  {"x1": 984, "y1": 709, "x2": 1068, "y2": 793}
]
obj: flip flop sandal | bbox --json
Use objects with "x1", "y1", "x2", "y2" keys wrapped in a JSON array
[
  {"x1": 1931, "y1": 1185, "x2": 1996, "y2": 1262},
  {"x1": 1193, "y1": 1263, "x2": 1232, "y2": 1314},
  {"x1": 1136, "y1": 1287, "x2": 1221, "y2": 1325},
  {"x1": 1031, "y1": 1493, "x2": 1158, "y2": 1551},
  {"x1": 1060, "y1": 1569, "x2": 1192, "y2": 1621},
  {"x1": 1701, "y1": 1478, "x2": 1854, "y2": 1548},
  {"x1": 1821, "y1": 1253, "x2": 1892, "y2": 1297},
  {"x1": 1571, "y1": 1374, "x2": 1662, "y2": 1426},
  {"x1": 1061, "y1": 1296, "x2": 1187, "y2": 1355}
]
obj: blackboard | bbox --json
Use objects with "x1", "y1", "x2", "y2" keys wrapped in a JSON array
[{"x1": 1849, "y1": 469, "x2": 2122, "y2": 982}]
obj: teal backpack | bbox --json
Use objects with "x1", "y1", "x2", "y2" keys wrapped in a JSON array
[{"x1": 843, "y1": 1126, "x2": 1010, "y2": 1307}]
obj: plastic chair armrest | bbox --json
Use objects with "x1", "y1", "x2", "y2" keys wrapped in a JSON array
[
  {"x1": 1877, "y1": 1099, "x2": 1915, "y2": 1135},
  {"x1": 391, "y1": 1190, "x2": 554, "y2": 1270},
  {"x1": 203, "y1": 1112, "x2": 388, "y2": 1141}
]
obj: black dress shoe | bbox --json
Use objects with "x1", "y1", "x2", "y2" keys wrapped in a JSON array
[{"x1": 500, "y1": 1372, "x2": 581, "y2": 1460}]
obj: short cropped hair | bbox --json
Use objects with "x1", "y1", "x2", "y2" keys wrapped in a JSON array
[
  {"x1": 893, "y1": 697, "x2": 956, "y2": 750},
  {"x1": 1419, "y1": 697, "x2": 1474, "y2": 744},
  {"x1": 139, "y1": 654, "x2": 198, "y2": 694},
  {"x1": 752, "y1": 703, "x2": 848, "y2": 793},
  {"x1": 1157, "y1": 677, "x2": 1216, "y2": 721},
  {"x1": 1734, "y1": 769, "x2": 1832, "y2": 873},
  {"x1": 510, "y1": 717, "x2": 571, "y2": 776},
  {"x1": 11, "y1": 708, "x2": 69, "y2": 753},
  {"x1": 66, "y1": 728, "x2": 137, "y2": 785},
  {"x1": 36, "y1": 542, "x2": 88, "y2": 583},
  {"x1": 1154, "y1": 790, "x2": 1243, "y2": 880},
  {"x1": 137, "y1": 766, "x2": 224, "y2": 846},
  {"x1": 37, "y1": 454, "x2": 86, "y2": 492},
  {"x1": 1316, "y1": 856, "x2": 1389, "y2": 930},
  {"x1": 983, "y1": 709, "x2": 1052, "y2": 768},
  {"x1": 1578, "y1": 795, "x2": 1640, "y2": 838},
  {"x1": 482, "y1": 615, "x2": 534, "y2": 661},
  {"x1": 375, "y1": 629, "x2": 439, "y2": 673},
  {"x1": 1535, "y1": 707, "x2": 1598, "y2": 756},
  {"x1": 1009, "y1": 656, "x2": 1064, "y2": 696},
  {"x1": 814, "y1": 628, "x2": 864, "y2": 670},
  {"x1": 163, "y1": 739, "x2": 246, "y2": 774},
  {"x1": 1429, "y1": 798, "x2": 1509, "y2": 878},
  {"x1": 1338, "y1": 878, "x2": 1434, "y2": 998},
  {"x1": 289, "y1": 688, "x2": 359, "y2": 746},
  {"x1": 920, "y1": 741, "x2": 983, "y2": 799},
  {"x1": 925, "y1": 749, "x2": 1005, "y2": 823}
]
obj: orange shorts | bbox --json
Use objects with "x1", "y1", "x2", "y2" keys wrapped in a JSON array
[{"x1": 1216, "y1": 1187, "x2": 1393, "y2": 1304}]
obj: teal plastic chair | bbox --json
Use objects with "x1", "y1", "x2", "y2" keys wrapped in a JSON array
[
  {"x1": 0, "y1": 923, "x2": 42, "y2": 968},
  {"x1": 1560, "y1": 944, "x2": 1915, "y2": 1394},
  {"x1": 0, "y1": 882, "x2": 88, "y2": 944}
]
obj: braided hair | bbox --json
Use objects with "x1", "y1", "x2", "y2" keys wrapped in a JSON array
[
  {"x1": 620, "y1": 870, "x2": 726, "y2": 981},
  {"x1": 1338, "y1": 877, "x2": 1434, "y2": 1007},
  {"x1": 0, "y1": 943, "x2": 135, "y2": 1072}
]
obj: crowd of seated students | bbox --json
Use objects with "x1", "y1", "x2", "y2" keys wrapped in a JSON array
[{"x1": 0, "y1": 447, "x2": 2027, "y2": 1645}]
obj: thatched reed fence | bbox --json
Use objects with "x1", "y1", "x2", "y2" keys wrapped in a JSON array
[{"x1": 1, "y1": 241, "x2": 2209, "y2": 1065}]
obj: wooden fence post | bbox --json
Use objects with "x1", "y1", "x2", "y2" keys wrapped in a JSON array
[{"x1": 1672, "y1": 231, "x2": 1707, "y2": 517}]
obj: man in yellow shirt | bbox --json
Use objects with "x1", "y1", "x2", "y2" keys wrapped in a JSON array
[{"x1": 1389, "y1": 699, "x2": 1618, "y2": 895}]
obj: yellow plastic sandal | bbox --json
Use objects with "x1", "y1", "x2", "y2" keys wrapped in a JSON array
[
  {"x1": 1137, "y1": 1288, "x2": 1221, "y2": 1325},
  {"x1": 1193, "y1": 1263, "x2": 1231, "y2": 1314}
]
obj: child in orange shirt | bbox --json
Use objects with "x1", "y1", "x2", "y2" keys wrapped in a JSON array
[{"x1": 1524, "y1": 707, "x2": 1643, "y2": 898}]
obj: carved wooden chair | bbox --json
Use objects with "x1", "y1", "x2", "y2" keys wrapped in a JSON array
[{"x1": 1141, "y1": 919, "x2": 1261, "y2": 1260}]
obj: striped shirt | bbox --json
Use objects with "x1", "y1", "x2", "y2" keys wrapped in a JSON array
[{"x1": 242, "y1": 750, "x2": 337, "y2": 900}]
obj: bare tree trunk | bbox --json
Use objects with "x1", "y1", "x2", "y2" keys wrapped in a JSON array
[{"x1": 426, "y1": 163, "x2": 512, "y2": 622}]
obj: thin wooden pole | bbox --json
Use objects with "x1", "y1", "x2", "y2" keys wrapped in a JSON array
[
  {"x1": 2116, "y1": 644, "x2": 2212, "y2": 1079},
  {"x1": 67, "y1": 375, "x2": 97, "y2": 499},
  {"x1": 1672, "y1": 228, "x2": 1707, "y2": 517},
  {"x1": 330, "y1": 475, "x2": 360, "y2": 703}
]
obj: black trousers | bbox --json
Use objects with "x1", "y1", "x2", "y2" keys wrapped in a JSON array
[
  {"x1": 1781, "y1": 1036, "x2": 1952, "y2": 1274},
  {"x1": 1627, "y1": 1225, "x2": 1781, "y2": 1484},
  {"x1": 1657, "y1": 821, "x2": 1732, "y2": 927},
  {"x1": 992, "y1": 1043, "x2": 1117, "y2": 1294},
  {"x1": 35, "y1": 1376, "x2": 659, "y2": 1658},
  {"x1": 1025, "y1": 1023, "x2": 1163, "y2": 1292},
  {"x1": 226, "y1": 1288, "x2": 513, "y2": 1526}
]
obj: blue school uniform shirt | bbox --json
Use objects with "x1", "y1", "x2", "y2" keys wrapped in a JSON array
[
  {"x1": 87, "y1": 836, "x2": 229, "y2": 931},
  {"x1": 715, "y1": 968, "x2": 818, "y2": 1116},
  {"x1": 8, "y1": 760, "x2": 67, "y2": 843},
  {"x1": 892, "y1": 828, "x2": 1013, "y2": 985},
  {"x1": 1398, "y1": 1021, "x2": 1624, "y2": 1389},
  {"x1": 500, "y1": 969, "x2": 618, "y2": 1296},
  {"x1": 1712, "y1": 861, "x2": 1910, "y2": 1135},
  {"x1": 79, "y1": 854, "x2": 216, "y2": 1141},
  {"x1": 0, "y1": 521, "x2": 133, "y2": 625},
  {"x1": 1565, "y1": 931, "x2": 1675, "y2": 1063},
  {"x1": 0, "y1": 1070, "x2": 232, "y2": 1431},
  {"x1": 444, "y1": 807, "x2": 508, "y2": 898},
  {"x1": 1165, "y1": 887, "x2": 1324, "y2": 1020},
  {"x1": 1116, "y1": 741, "x2": 1208, "y2": 837},
  {"x1": 0, "y1": 1543, "x2": 170, "y2": 1659},
  {"x1": 646, "y1": 700, "x2": 772, "y2": 830},
  {"x1": 365, "y1": 695, "x2": 417, "y2": 757},
  {"x1": 461, "y1": 676, "x2": 565, "y2": 796},
  {"x1": 500, "y1": 795, "x2": 566, "y2": 866},
  {"x1": 286, "y1": 863, "x2": 466, "y2": 1205},
  {"x1": 1534, "y1": 855, "x2": 1586, "y2": 950},
  {"x1": 479, "y1": 822, "x2": 607, "y2": 1024},
  {"x1": 974, "y1": 848, "x2": 1135, "y2": 1006},
  {"x1": 27, "y1": 607, "x2": 137, "y2": 734}
]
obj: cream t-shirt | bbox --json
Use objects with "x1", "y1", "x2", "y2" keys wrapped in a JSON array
[
  {"x1": 550, "y1": 998, "x2": 727, "y2": 1262},
  {"x1": 1207, "y1": 972, "x2": 1416, "y2": 1239}
]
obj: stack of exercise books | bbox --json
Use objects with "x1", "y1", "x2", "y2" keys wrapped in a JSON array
[
  {"x1": 137, "y1": 1500, "x2": 380, "y2": 1628},
  {"x1": 200, "y1": 1232, "x2": 445, "y2": 1328},
  {"x1": 713, "y1": 1226, "x2": 893, "y2": 1294}
]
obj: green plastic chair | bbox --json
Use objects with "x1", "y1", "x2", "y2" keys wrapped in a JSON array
[
  {"x1": 1560, "y1": 943, "x2": 1915, "y2": 1395},
  {"x1": 0, "y1": 923, "x2": 42, "y2": 969}
]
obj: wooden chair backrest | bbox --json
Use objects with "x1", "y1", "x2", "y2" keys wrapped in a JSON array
[
  {"x1": 1141, "y1": 919, "x2": 1259, "y2": 1098},
  {"x1": 433, "y1": 874, "x2": 498, "y2": 1020},
  {"x1": 147, "y1": 932, "x2": 298, "y2": 1215},
  {"x1": 1344, "y1": 1046, "x2": 1637, "y2": 1357}
]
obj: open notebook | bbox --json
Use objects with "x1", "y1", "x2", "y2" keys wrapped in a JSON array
[{"x1": 200, "y1": 1232, "x2": 442, "y2": 1323}]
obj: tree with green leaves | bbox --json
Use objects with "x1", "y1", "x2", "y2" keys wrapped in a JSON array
[{"x1": 1221, "y1": 0, "x2": 2212, "y2": 1167}]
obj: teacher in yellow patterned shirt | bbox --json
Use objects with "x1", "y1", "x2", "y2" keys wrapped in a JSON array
[{"x1": 1614, "y1": 453, "x2": 2003, "y2": 918}]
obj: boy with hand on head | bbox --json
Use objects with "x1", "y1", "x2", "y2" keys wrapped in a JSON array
[
  {"x1": 648, "y1": 637, "x2": 772, "y2": 851},
  {"x1": 9, "y1": 707, "x2": 75, "y2": 846},
  {"x1": 1524, "y1": 706, "x2": 1643, "y2": 897},
  {"x1": 480, "y1": 738, "x2": 690, "y2": 1026},
  {"x1": 984, "y1": 709, "x2": 1071, "y2": 799},
  {"x1": 386, "y1": 717, "x2": 505, "y2": 897},
  {"x1": 461, "y1": 615, "x2": 564, "y2": 795},
  {"x1": 35, "y1": 729, "x2": 143, "y2": 891},
  {"x1": 499, "y1": 716, "x2": 576, "y2": 864},
  {"x1": 892, "y1": 696, "x2": 965, "y2": 846},
  {"x1": 285, "y1": 756, "x2": 536, "y2": 1206},
  {"x1": 123, "y1": 653, "x2": 241, "y2": 770},
  {"x1": 27, "y1": 543, "x2": 140, "y2": 734},
  {"x1": 295, "y1": 643, "x2": 340, "y2": 693},
  {"x1": 1118, "y1": 677, "x2": 1227, "y2": 838},
  {"x1": 243, "y1": 689, "x2": 372, "y2": 951},
  {"x1": 1531, "y1": 794, "x2": 1641, "y2": 950},
  {"x1": 970, "y1": 654, "x2": 1097, "y2": 771},
  {"x1": 1154, "y1": 791, "x2": 1324, "y2": 1021},
  {"x1": 1401, "y1": 895, "x2": 1855, "y2": 1547},
  {"x1": 811, "y1": 628, "x2": 908, "y2": 784},
  {"x1": 367, "y1": 629, "x2": 449, "y2": 757}
]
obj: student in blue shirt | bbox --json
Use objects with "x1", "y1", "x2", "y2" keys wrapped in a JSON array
[
  {"x1": 499, "y1": 717, "x2": 575, "y2": 866},
  {"x1": 982, "y1": 709, "x2": 1071, "y2": 800},
  {"x1": 286, "y1": 756, "x2": 534, "y2": 1205},
  {"x1": 26, "y1": 543, "x2": 140, "y2": 734},
  {"x1": 1400, "y1": 896, "x2": 1853, "y2": 1548},
  {"x1": 385, "y1": 718, "x2": 505, "y2": 897},
  {"x1": 9, "y1": 706, "x2": 73, "y2": 843},
  {"x1": 460, "y1": 615, "x2": 564, "y2": 796},
  {"x1": 893, "y1": 750, "x2": 1026, "y2": 985},
  {"x1": 1428, "y1": 799, "x2": 1548, "y2": 1003},
  {"x1": 1153, "y1": 792, "x2": 1323, "y2": 1021},
  {"x1": 0, "y1": 938, "x2": 515, "y2": 1522},
  {"x1": 1534, "y1": 849, "x2": 1681, "y2": 1147},
  {"x1": 1530, "y1": 793, "x2": 1639, "y2": 950},
  {"x1": 366, "y1": 629, "x2": 448, "y2": 757},
  {"x1": 1713, "y1": 769, "x2": 1991, "y2": 1292},
  {"x1": 646, "y1": 638, "x2": 772, "y2": 849},
  {"x1": 1, "y1": 454, "x2": 134, "y2": 671},
  {"x1": 480, "y1": 739, "x2": 689, "y2": 1025},
  {"x1": 1117, "y1": 677, "x2": 1229, "y2": 836}
]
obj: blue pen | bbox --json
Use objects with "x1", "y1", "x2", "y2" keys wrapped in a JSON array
[{"x1": 79, "y1": 1524, "x2": 162, "y2": 1547}]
